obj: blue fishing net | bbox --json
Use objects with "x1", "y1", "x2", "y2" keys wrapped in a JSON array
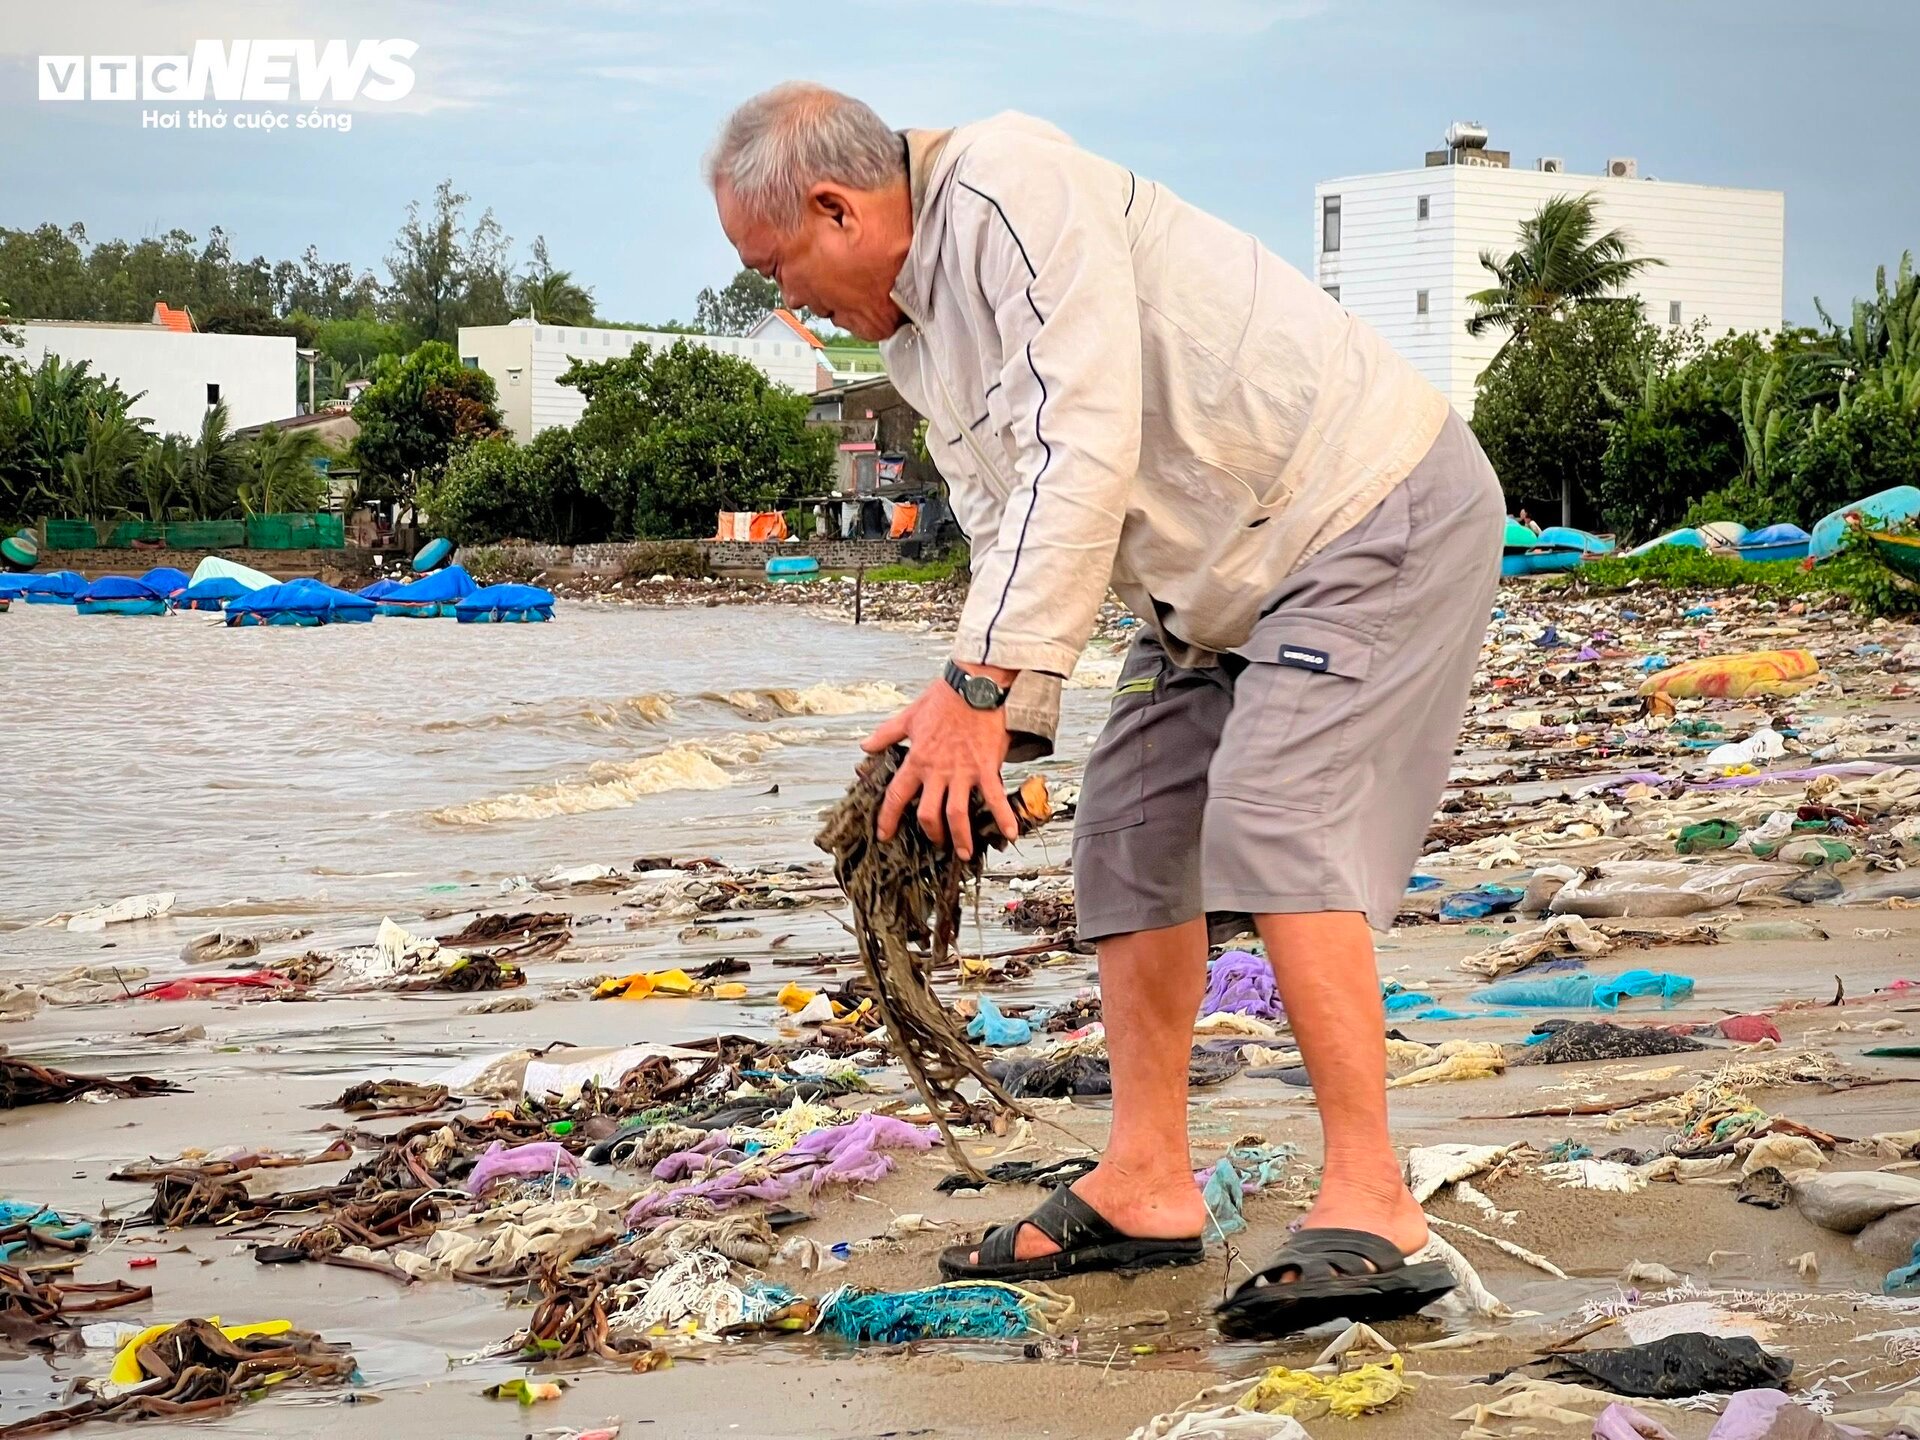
[{"x1": 814, "y1": 1282, "x2": 1037, "y2": 1343}]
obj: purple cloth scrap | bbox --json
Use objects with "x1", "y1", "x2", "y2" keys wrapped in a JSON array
[
  {"x1": 1200, "y1": 951, "x2": 1283, "y2": 1020},
  {"x1": 466, "y1": 1140, "x2": 579, "y2": 1195},
  {"x1": 627, "y1": 1112, "x2": 936, "y2": 1224}
]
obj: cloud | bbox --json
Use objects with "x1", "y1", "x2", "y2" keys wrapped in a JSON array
[{"x1": 865, "y1": 0, "x2": 1328, "y2": 34}]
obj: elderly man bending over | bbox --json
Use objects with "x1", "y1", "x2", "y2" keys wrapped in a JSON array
[{"x1": 705, "y1": 83, "x2": 1501, "y2": 1338}]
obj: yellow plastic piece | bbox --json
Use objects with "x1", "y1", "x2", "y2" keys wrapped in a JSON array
[
  {"x1": 1240, "y1": 1353, "x2": 1411, "y2": 1420},
  {"x1": 1637, "y1": 648, "x2": 1820, "y2": 700},
  {"x1": 109, "y1": 1318, "x2": 292, "y2": 1385},
  {"x1": 777, "y1": 982, "x2": 816, "y2": 1012}
]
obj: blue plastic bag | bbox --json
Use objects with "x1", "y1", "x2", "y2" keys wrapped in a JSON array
[
  {"x1": 1472, "y1": 969, "x2": 1694, "y2": 1010},
  {"x1": 966, "y1": 996, "x2": 1032, "y2": 1047},
  {"x1": 1441, "y1": 884, "x2": 1525, "y2": 921}
]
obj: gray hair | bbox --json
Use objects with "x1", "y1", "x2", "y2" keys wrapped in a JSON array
[{"x1": 705, "y1": 83, "x2": 903, "y2": 231}]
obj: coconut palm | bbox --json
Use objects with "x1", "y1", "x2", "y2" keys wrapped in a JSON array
[
  {"x1": 237, "y1": 423, "x2": 329, "y2": 515},
  {"x1": 1467, "y1": 194, "x2": 1662, "y2": 345},
  {"x1": 514, "y1": 236, "x2": 594, "y2": 324},
  {"x1": 178, "y1": 400, "x2": 248, "y2": 520},
  {"x1": 135, "y1": 434, "x2": 189, "y2": 521}
]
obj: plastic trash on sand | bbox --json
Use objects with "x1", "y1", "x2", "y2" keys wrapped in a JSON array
[
  {"x1": 1201, "y1": 1157, "x2": 1245, "y2": 1242},
  {"x1": 812, "y1": 1279, "x2": 1062, "y2": 1342},
  {"x1": 1200, "y1": 951, "x2": 1282, "y2": 1019},
  {"x1": 1238, "y1": 1353, "x2": 1410, "y2": 1420},
  {"x1": 1637, "y1": 649, "x2": 1820, "y2": 700},
  {"x1": 1793, "y1": 1171, "x2": 1920, "y2": 1233},
  {"x1": 1705, "y1": 726, "x2": 1787, "y2": 768},
  {"x1": 1547, "y1": 1332, "x2": 1791, "y2": 1399},
  {"x1": 966, "y1": 996, "x2": 1032, "y2": 1047},
  {"x1": 1548, "y1": 861, "x2": 1797, "y2": 919},
  {"x1": 108, "y1": 1317, "x2": 291, "y2": 1386},
  {"x1": 1127, "y1": 1406, "x2": 1311, "y2": 1440},
  {"x1": 1705, "y1": 1389, "x2": 1867, "y2": 1439},
  {"x1": 1470, "y1": 969, "x2": 1693, "y2": 1010},
  {"x1": 1441, "y1": 884, "x2": 1526, "y2": 921},
  {"x1": 465, "y1": 1140, "x2": 579, "y2": 1194}
]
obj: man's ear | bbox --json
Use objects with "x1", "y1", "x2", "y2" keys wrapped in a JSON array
[{"x1": 809, "y1": 184, "x2": 852, "y2": 229}]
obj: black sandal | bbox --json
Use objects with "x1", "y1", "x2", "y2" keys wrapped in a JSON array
[
  {"x1": 937, "y1": 1185, "x2": 1205, "y2": 1283},
  {"x1": 1216, "y1": 1228, "x2": 1455, "y2": 1338}
]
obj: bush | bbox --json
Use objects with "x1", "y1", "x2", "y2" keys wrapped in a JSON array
[
  {"x1": 1565, "y1": 539, "x2": 1918, "y2": 618},
  {"x1": 620, "y1": 541, "x2": 709, "y2": 579},
  {"x1": 463, "y1": 545, "x2": 542, "y2": 585},
  {"x1": 866, "y1": 547, "x2": 969, "y2": 583}
]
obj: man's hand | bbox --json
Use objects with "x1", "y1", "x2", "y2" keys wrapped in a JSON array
[{"x1": 861, "y1": 666, "x2": 1020, "y2": 861}]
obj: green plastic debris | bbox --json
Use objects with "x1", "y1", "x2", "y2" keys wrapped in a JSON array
[{"x1": 1676, "y1": 819, "x2": 1740, "y2": 854}]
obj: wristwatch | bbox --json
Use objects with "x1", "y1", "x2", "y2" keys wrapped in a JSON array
[{"x1": 943, "y1": 659, "x2": 1010, "y2": 711}]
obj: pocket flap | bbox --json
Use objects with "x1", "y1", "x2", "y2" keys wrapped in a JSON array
[{"x1": 1256, "y1": 620, "x2": 1374, "y2": 682}]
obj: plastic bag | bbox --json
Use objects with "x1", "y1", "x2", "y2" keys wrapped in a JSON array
[
  {"x1": 1548, "y1": 1332, "x2": 1791, "y2": 1398},
  {"x1": 1637, "y1": 649, "x2": 1819, "y2": 700},
  {"x1": 1549, "y1": 861, "x2": 1796, "y2": 918},
  {"x1": 966, "y1": 997, "x2": 1032, "y2": 1047}
]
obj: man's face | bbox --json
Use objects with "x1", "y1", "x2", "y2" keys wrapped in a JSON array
[{"x1": 716, "y1": 180, "x2": 905, "y2": 342}]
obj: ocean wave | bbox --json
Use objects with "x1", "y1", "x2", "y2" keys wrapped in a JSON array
[
  {"x1": 708, "y1": 681, "x2": 908, "y2": 722},
  {"x1": 429, "y1": 734, "x2": 784, "y2": 825},
  {"x1": 420, "y1": 693, "x2": 676, "y2": 735}
]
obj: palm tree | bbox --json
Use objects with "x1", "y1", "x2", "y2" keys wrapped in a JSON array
[
  {"x1": 56, "y1": 413, "x2": 145, "y2": 519},
  {"x1": 237, "y1": 423, "x2": 330, "y2": 515},
  {"x1": 514, "y1": 235, "x2": 594, "y2": 324},
  {"x1": 181, "y1": 400, "x2": 248, "y2": 520},
  {"x1": 1466, "y1": 194, "x2": 1662, "y2": 345},
  {"x1": 135, "y1": 434, "x2": 188, "y2": 521}
]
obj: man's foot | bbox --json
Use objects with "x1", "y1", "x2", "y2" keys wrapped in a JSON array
[
  {"x1": 959, "y1": 1159, "x2": 1207, "y2": 1266},
  {"x1": 1288, "y1": 1176, "x2": 1431, "y2": 1273}
]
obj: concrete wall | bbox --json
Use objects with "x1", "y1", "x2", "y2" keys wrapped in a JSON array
[
  {"x1": 1315, "y1": 163, "x2": 1786, "y2": 413},
  {"x1": 462, "y1": 538, "x2": 938, "y2": 577},
  {"x1": 18, "y1": 323, "x2": 297, "y2": 434},
  {"x1": 41, "y1": 548, "x2": 373, "y2": 582}
]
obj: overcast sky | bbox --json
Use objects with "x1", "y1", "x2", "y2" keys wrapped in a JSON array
[{"x1": 2, "y1": 0, "x2": 1915, "y2": 328}]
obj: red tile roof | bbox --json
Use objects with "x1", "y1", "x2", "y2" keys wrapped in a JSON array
[
  {"x1": 769, "y1": 308, "x2": 825, "y2": 348},
  {"x1": 152, "y1": 302, "x2": 194, "y2": 333}
]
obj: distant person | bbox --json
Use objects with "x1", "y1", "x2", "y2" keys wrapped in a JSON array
[
  {"x1": 1517, "y1": 507, "x2": 1543, "y2": 535},
  {"x1": 704, "y1": 83, "x2": 1500, "y2": 1337}
]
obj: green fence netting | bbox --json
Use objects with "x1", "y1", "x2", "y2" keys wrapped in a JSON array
[{"x1": 245, "y1": 514, "x2": 345, "y2": 550}]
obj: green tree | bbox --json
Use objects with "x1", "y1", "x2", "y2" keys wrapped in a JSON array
[
  {"x1": 180, "y1": 401, "x2": 248, "y2": 521},
  {"x1": 0, "y1": 354, "x2": 149, "y2": 522},
  {"x1": 238, "y1": 424, "x2": 330, "y2": 515},
  {"x1": 694, "y1": 268, "x2": 781, "y2": 336},
  {"x1": 351, "y1": 340, "x2": 504, "y2": 510},
  {"x1": 382, "y1": 180, "x2": 517, "y2": 343},
  {"x1": 198, "y1": 301, "x2": 314, "y2": 345},
  {"x1": 562, "y1": 339, "x2": 833, "y2": 538},
  {"x1": 423, "y1": 426, "x2": 606, "y2": 545},
  {"x1": 55, "y1": 412, "x2": 146, "y2": 519},
  {"x1": 134, "y1": 435, "x2": 189, "y2": 521},
  {"x1": 1471, "y1": 303, "x2": 1661, "y2": 528},
  {"x1": 514, "y1": 236, "x2": 594, "y2": 324},
  {"x1": 1467, "y1": 194, "x2": 1662, "y2": 348}
]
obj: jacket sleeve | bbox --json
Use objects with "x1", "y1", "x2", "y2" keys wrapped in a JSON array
[{"x1": 948, "y1": 142, "x2": 1141, "y2": 679}]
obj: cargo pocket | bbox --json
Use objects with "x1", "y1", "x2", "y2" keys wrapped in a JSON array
[
  {"x1": 1073, "y1": 643, "x2": 1164, "y2": 837},
  {"x1": 1212, "y1": 618, "x2": 1376, "y2": 814}
]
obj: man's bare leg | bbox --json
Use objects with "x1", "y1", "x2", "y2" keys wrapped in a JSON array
[
  {"x1": 965, "y1": 917, "x2": 1210, "y2": 1263},
  {"x1": 1255, "y1": 910, "x2": 1426, "y2": 1257}
]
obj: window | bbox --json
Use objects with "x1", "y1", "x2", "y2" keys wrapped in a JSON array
[
  {"x1": 1321, "y1": 195, "x2": 1342, "y2": 252},
  {"x1": 1669, "y1": 300, "x2": 1684, "y2": 326},
  {"x1": 1416, "y1": 290, "x2": 1430, "y2": 315},
  {"x1": 205, "y1": 382, "x2": 220, "y2": 405},
  {"x1": 1323, "y1": 285, "x2": 1341, "y2": 303},
  {"x1": 601, "y1": 332, "x2": 611, "y2": 346},
  {"x1": 1417, "y1": 195, "x2": 1430, "y2": 221},
  {"x1": 460, "y1": 355, "x2": 478, "y2": 369}
]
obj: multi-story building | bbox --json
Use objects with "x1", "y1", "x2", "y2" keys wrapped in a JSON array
[
  {"x1": 458, "y1": 311, "x2": 833, "y2": 440},
  {"x1": 1314, "y1": 125, "x2": 1786, "y2": 414},
  {"x1": 13, "y1": 303, "x2": 296, "y2": 434}
]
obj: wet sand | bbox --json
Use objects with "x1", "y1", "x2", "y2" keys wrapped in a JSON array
[{"x1": 7, "y1": 586, "x2": 1920, "y2": 1437}]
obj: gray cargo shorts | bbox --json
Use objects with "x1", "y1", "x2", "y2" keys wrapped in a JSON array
[{"x1": 1072, "y1": 411, "x2": 1504, "y2": 940}]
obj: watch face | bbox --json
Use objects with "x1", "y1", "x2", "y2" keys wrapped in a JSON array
[{"x1": 964, "y1": 675, "x2": 1000, "y2": 708}]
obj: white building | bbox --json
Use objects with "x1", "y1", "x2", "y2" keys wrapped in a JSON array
[
  {"x1": 14, "y1": 305, "x2": 296, "y2": 435},
  {"x1": 1314, "y1": 126, "x2": 1786, "y2": 414},
  {"x1": 459, "y1": 312, "x2": 833, "y2": 440}
]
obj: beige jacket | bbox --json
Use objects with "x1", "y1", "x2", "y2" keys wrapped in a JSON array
[{"x1": 879, "y1": 115, "x2": 1449, "y2": 753}]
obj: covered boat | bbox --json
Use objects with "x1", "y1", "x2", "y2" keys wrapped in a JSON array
[
  {"x1": 173, "y1": 576, "x2": 255, "y2": 611},
  {"x1": 377, "y1": 564, "x2": 477, "y2": 617},
  {"x1": 1499, "y1": 519, "x2": 1587, "y2": 577},
  {"x1": 1866, "y1": 532, "x2": 1920, "y2": 585},
  {"x1": 225, "y1": 577, "x2": 376, "y2": 627},
  {"x1": 1696, "y1": 521, "x2": 1749, "y2": 552},
  {"x1": 77, "y1": 575, "x2": 168, "y2": 616},
  {"x1": 190, "y1": 555, "x2": 277, "y2": 590},
  {"x1": 357, "y1": 577, "x2": 403, "y2": 601},
  {"x1": 1624, "y1": 527, "x2": 1707, "y2": 557},
  {"x1": 21, "y1": 570, "x2": 86, "y2": 604},
  {"x1": 766, "y1": 555, "x2": 820, "y2": 580},
  {"x1": 138, "y1": 566, "x2": 192, "y2": 597},
  {"x1": 1535, "y1": 526, "x2": 1615, "y2": 557},
  {"x1": 455, "y1": 583, "x2": 555, "y2": 624},
  {"x1": 1, "y1": 530, "x2": 38, "y2": 569},
  {"x1": 412, "y1": 537, "x2": 454, "y2": 573},
  {"x1": 1810, "y1": 486, "x2": 1920, "y2": 560},
  {"x1": 1734, "y1": 523, "x2": 1812, "y2": 563}
]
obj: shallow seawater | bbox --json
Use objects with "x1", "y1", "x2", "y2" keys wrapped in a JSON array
[{"x1": 1, "y1": 602, "x2": 1103, "y2": 970}]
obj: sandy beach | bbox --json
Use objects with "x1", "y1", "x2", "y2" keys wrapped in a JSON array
[{"x1": 6, "y1": 578, "x2": 1920, "y2": 1440}]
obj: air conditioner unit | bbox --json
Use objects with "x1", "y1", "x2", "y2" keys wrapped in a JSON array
[
  {"x1": 1536, "y1": 156, "x2": 1565, "y2": 174},
  {"x1": 1607, "y1": 156, "x2": 1638, "y2": 180}
]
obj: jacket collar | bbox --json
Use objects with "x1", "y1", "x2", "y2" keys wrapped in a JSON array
[{"x1": 891, "y1": 127, "x2": 954, "y2": 325}]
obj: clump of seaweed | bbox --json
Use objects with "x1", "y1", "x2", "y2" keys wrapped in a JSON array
[{"x1": 816, "y1": 746, "x2": 1050, "y2": 1172}]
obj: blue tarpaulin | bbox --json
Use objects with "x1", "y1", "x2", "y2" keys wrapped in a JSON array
[
  {"x1": 173, "y1": 576, "x2": 254, "y2": 610},
  {"x1": 226, "y1": 577, "x2": 376, "y2": 626},
  {"x1": 78, "y1": 576, "x2": 162, "y2": 602},
  {"x1": 139, "y1": 566, "x2": 192, "y2": 595},
  {"x1": 455, "y1": 583, "x2": 555, "y2": 624},
  {"x1": 22, "y1": 570, "x2": 86, "y2": 602},
  {"x1": 357, "y1": 577, "x2": 403, "y2": 600},
  {"x1": 381, "y1": 564, "x2": 477, "y2": 607}
]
